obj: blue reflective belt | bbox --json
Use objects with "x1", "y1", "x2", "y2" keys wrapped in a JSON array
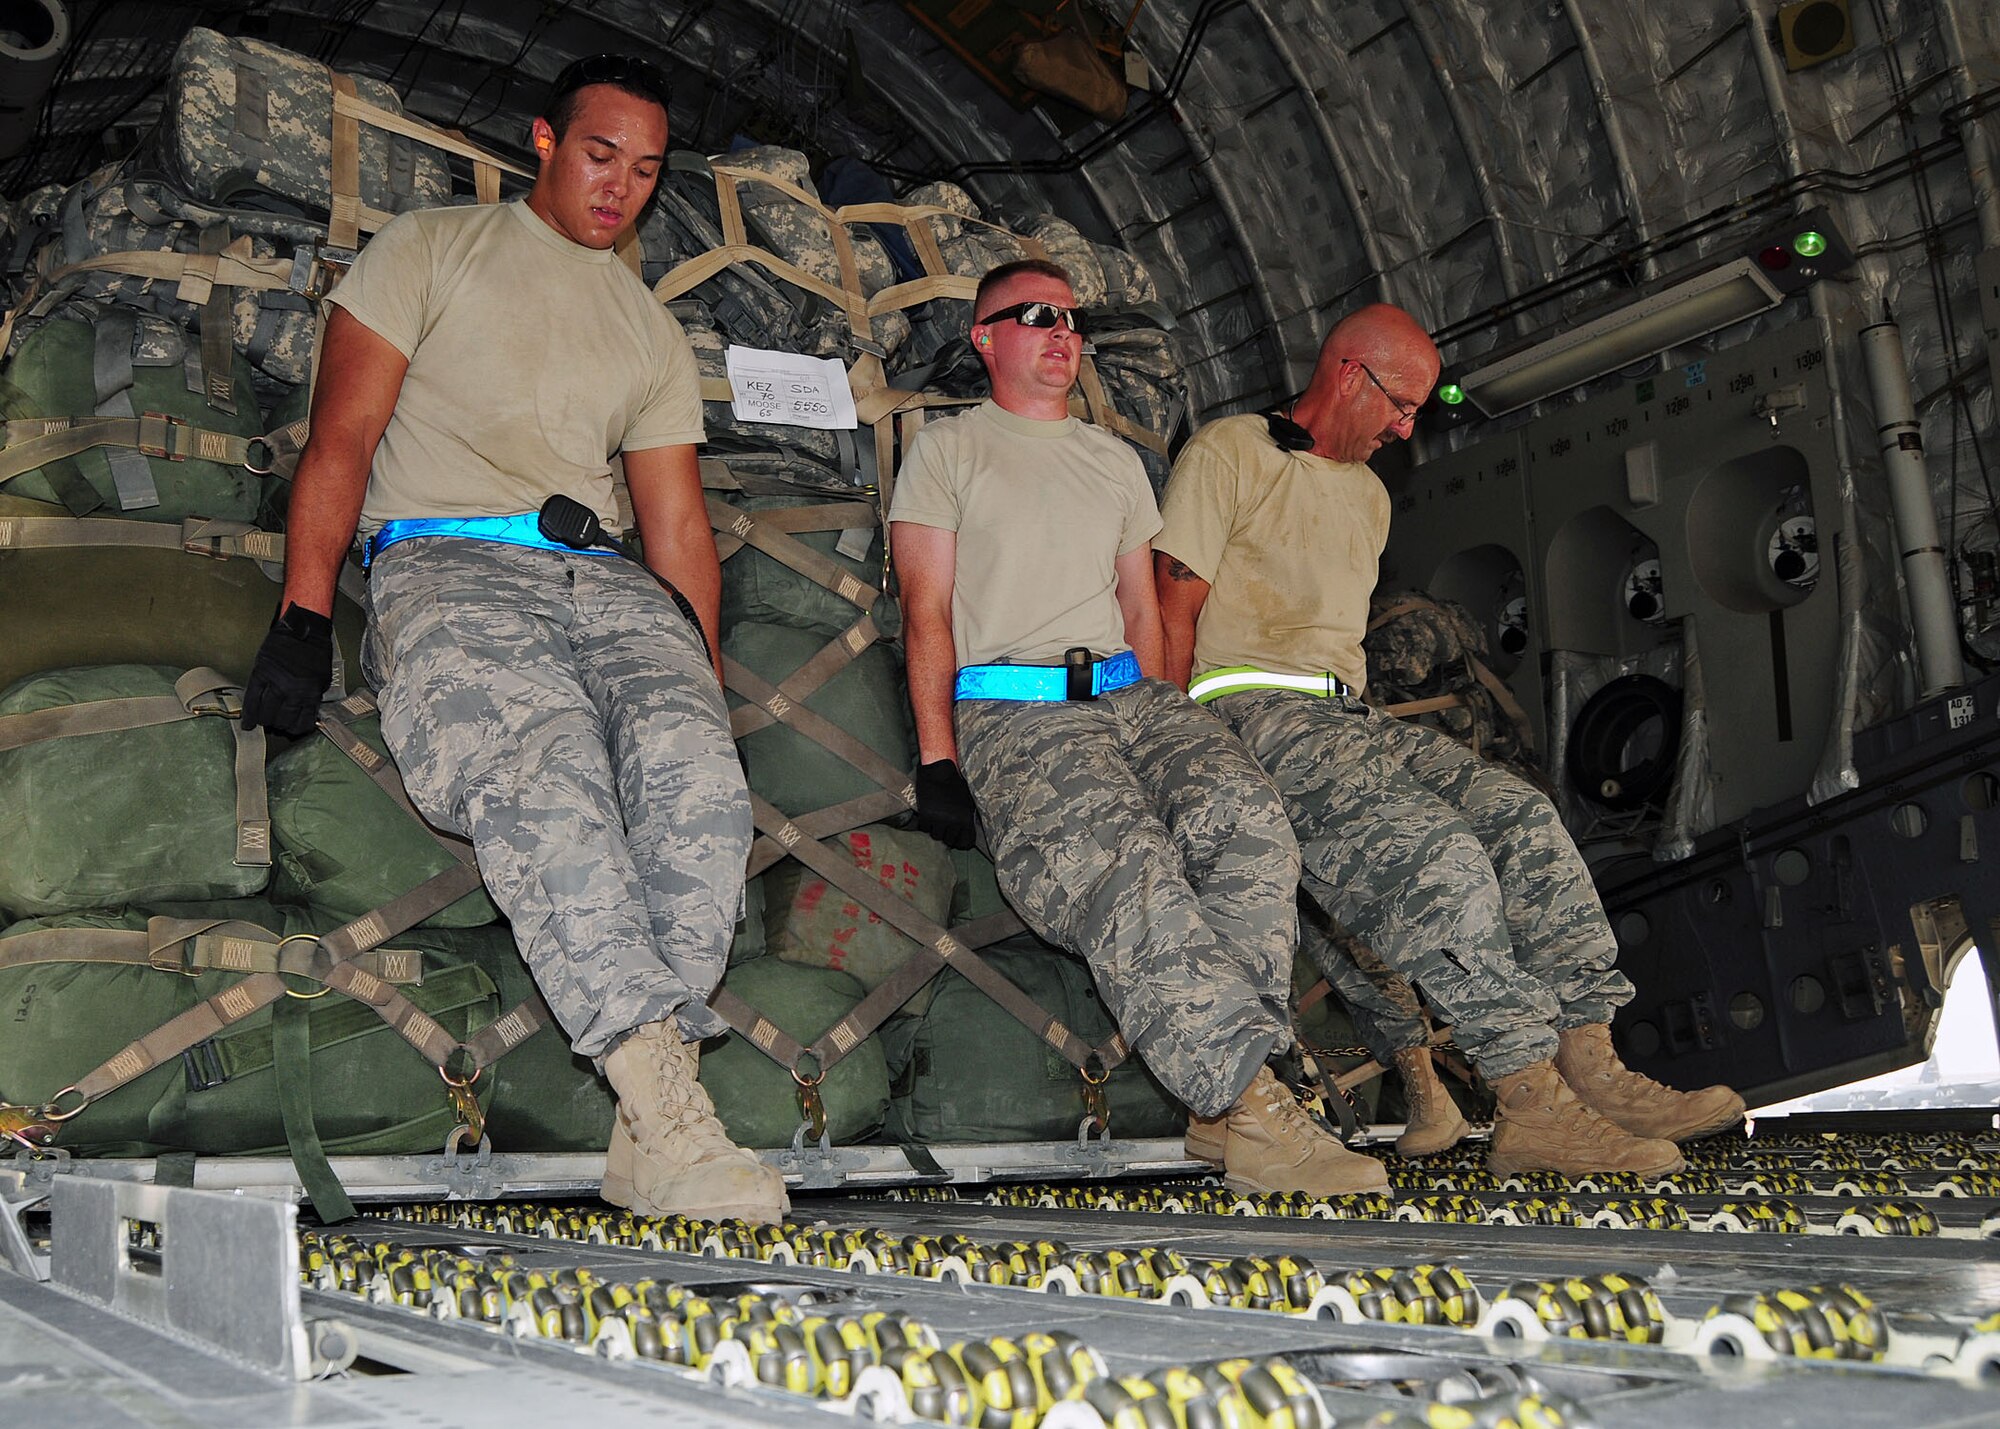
[
  {"x1": 954, "y1": 650, "x2": 1142, "y2": 702},
  {"x1": 364, "y1": 513, "x2": 622, "y2": 569}
]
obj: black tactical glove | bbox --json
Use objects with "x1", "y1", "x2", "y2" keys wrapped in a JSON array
[
  {"x1": 241, "y1": 603, "x2": 334, "y2": 736},
  {"x1": 912, "y1": 759, "x2": 979, "y2": 850}
]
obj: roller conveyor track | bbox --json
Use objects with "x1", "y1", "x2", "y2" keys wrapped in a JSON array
[
  {"x1": 10, "y1": 1117, "x2": 2000, "y2": 1427},
  {"x1": 296, "y1": 1195, "x2": 2000, "y2": 1428}
]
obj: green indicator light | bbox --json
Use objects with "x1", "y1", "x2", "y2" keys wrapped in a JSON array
[
  {"x1": 1793, "y1": 230, "x2": 1827, "y2": 258},
  {"x1": 1437, "y1": 382, "x2": 1465, "y2": 406}
]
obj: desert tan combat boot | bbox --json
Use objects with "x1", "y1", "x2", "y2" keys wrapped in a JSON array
[
  {"x1": 1393, "y1": 1047, "x2": 1470, "y2": 1158},
  {"x1": 1555, "y1": 1023, "x2": 1746, "y2": 1142},
  {"x1": 1187, "y1": 1066, "x2": 1391, "y2": 1196},
  {"x1": 1488, "y1": 1061, "x2": 1684, "y2": 1178},
  {"x1": 601, "y1": 1021, "x2": 790, "y2": 1223}
]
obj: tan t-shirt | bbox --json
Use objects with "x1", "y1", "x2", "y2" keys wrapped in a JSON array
[
  {"x1": 330, "y1": 200, "x2": 703, "y2": 533},
  {"x1": 1156, "y1": 412, "x2": 1390, "y2": 693},
  {"x1": 888, "y1": 400, "x2": 1162, "y2": 667}
]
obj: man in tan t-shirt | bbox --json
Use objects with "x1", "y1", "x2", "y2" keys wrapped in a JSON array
[
  {"x1": 240, "y1": 57, "x2": 784, "y2": 1223},
  {"x1": 890, "y1": 259, "x2": 1388, "y2": 1197},
  {"x1": 1157, "y1": 303, "x2": 1743, "y2": 1178}
]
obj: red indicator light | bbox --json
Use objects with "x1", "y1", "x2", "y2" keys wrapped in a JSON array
[{"x1": 1758, "y1": 244, "x2": 1792, "y2": 271}]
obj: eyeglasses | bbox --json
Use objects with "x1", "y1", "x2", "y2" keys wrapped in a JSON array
[
  {"x1": 974, "y1": 301, "x2": 1086, "y2": 335},
  {"x1": 1350, "y1": 359, "x2": 1421, "y2": 423}
]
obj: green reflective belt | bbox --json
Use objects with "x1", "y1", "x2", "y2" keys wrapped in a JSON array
[{"x1": 1188, "y1": 665, "x2": 1358, "y2": 704}]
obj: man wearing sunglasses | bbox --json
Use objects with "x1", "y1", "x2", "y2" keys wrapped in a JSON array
[
  {"x1": 242, "y1": 56, "x2": 784, "y2": 1223},
  {"x1": 889, "y1": 259, "x2": 1390, "y2": 1197},
  {"x1": 1154, "y1": 303, "x2": 1743, "y2": 1177}
]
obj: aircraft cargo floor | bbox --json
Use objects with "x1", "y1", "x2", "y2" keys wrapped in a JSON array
[{"x1": 5, "y1": 1113, "x2": 2000, "y2": 1426}]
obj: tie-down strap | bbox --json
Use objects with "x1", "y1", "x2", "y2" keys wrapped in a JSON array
[
  {"x1": 0, "y1": 916, "x2": 424, "y2": 984},
  {"x1": 0, "y1": 411, "x2": 305, "y2": 486},
  {"x1": 308, "y1": 691, "x2": 557, "y2": 1078},
  {"x1": 0, "y1": 667, "x2": 270, "y2": 867},
  {"x1": 0, "y1": 508, "x2": 366, "y2": 608},
  {"x1": 6, "y1": 854, "x2": 480, "y2": 1134},
  {"x1": 708, "y1": 794, "x2": 1125, "y2": 1089}
]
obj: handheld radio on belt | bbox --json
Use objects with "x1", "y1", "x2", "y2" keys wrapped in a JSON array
[{"x1": 536, "y1": 494, "x2": 712, "y2": 665}]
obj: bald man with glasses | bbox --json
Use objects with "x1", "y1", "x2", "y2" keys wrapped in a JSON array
[
  {"x1": 1155, "y1": 303, "x2": 1743, "y2": 1178},
  {"x1": 890, "y1": 259, "x2": 1390, "y2": 1197}
]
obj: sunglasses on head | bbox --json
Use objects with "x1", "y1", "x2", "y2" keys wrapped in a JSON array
[
  {"x1": 548, "y1": 54, "x2": 674, "y2": 108},
  {"x1": 974, "y1": 301, "x2": 1086, "y2": 335}
]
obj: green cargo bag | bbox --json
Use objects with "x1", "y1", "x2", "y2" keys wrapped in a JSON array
[
  {"x1": 165, "y1": 27, "x2": 452, "y2": 221},
  {"x1": 0, "y1": 493, "x2": 365, "y2": 710},
  {"x1": 0, "y1": 664, "x2": 271, "y2": 919},
  {"x1": 766, "y1": 824, "x2": 953, "y2": 1000},
  {"x1": 728, "y1": 871, "x2": 769, "y2": 967},
  {"x1": 718, "y1": 491, "x2": 883, "y2": 637},
  {"x1": 1, "y1": 309, "x2": 267, "y2": 520},
  {"x1": 700, "y1": 958, "x2": 890, "y2": 1149},
  {"x1": 881, "y1": 937, "x2": 1183, "y2": 1144},
  {"x1": 384, "y1": 922, "x2": 618, "y2": 1154},
  {"x1": 948, "y1": 846, "x2": 1011, "y2": 926},
  {"x1": 0, "y1": 903, "x2": 502, "y2": 1157},
  {"x1": 728, "y1": 621, "x2": 914, "y2": 817},
  {"x1": 267, "y1": 710, "x2": 500, "y2": 929}
]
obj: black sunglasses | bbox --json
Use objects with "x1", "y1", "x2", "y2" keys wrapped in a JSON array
[{"x1": 974, "y1": 301, "x2": 1086, "y2": 335}]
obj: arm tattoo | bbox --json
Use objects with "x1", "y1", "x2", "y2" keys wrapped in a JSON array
[{"x1": 1163, "y1": 557, "x2": 1202, "y2": 583}]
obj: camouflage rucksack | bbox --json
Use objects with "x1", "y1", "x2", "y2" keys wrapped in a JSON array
[
  {"x1": 1365, "y1": 588, "x2": 1545, "y2": 784},
  {"x1": 11, "y1": 162, "x2": 321, "y2": 397},
  {"x1": 165, "y1": 27, "x2": 453, "y2": 227}
]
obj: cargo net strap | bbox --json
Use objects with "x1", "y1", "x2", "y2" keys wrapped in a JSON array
[
  {"x1": 0, "y1": 507, "x2": 365, "y2": 608},
  {"x1": 0, "y1": 410, "x2": 310, "y2": 517},
  {"x1": 0, "y1": 667, "x2": 269, "y2": 866},
  {"x1": 8, "y1": 229, "x2": 300, "y2": 390},
  {"x1": 312, "y1": 690, "x2": 556, "y2": 1081},
  {"x1": 713, "y1": 795, "x2": 1130, "y2": 1094},
  {"x1": 704, "y1": 472, "x2": 1129, "y2": 1099},
  {"x1": 325, "y1": 75, "x2": 526, "y2": 248},
  {"x1": 0, "y1": 916, "x2": 423, "y2": 984},
  {"x1": 654, "y1": 159, "x2": 1166, "y2": 497}
]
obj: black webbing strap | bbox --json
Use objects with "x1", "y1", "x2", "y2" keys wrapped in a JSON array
[{"x1": 274, "y1": 994, "x2": 355, "y2": 1222}]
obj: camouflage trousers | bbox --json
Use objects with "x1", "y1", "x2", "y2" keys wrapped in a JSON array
[
  {"x1": 955, "y1": 678, "x2": 1301, "y2": 1116},
  {"x1": 1299, "y1": 904, "x2": 1432, "y2": 1064},
  {"x1": 365, "y1": 540, "x2": 752, "y2": 1059},
  {"x1": 1216, "y1": 691, "x2": 1632, "y2": 1078}
]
